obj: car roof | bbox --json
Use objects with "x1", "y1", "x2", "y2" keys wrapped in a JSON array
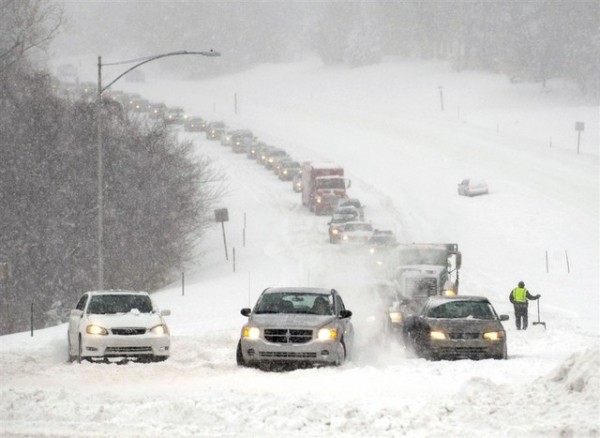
[
  {"x1": 86, "y1": 290, "x2": 149, "y2": 296},
  {"x1": 426, "y1": 295, "x2": 491, "y2": 306},
  {"x1": 262, "y1": 287, "x2": 333, "y2": 296}
]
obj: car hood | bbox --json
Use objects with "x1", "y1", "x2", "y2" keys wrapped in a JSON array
[
  {"x1": 249, "y1": 313, "x2": 337, "y2": 328},
  {"x1": 426, "y1": 318, "x2": 503, "y2": 333},
  {"x1": 87, "y1": 312, "x2": 164, "y2": 329}
]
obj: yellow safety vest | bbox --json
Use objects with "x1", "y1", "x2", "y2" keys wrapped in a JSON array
[{"x1": 512, "y1": 287, "x2": 528, "y2": 303}]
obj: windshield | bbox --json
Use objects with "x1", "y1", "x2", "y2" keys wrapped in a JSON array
[
  {"x1": 316, "y1": 177, "x2": 345, "y2": 190},
  {"x1": 87, "y1": 294, "x2": 153, "y2": 314},
  {"x1": 426, "y1": 301, "x2": 495, "y2": 320},
  {"x1": 254, "y1": 292, "x2": 333, "y2": 315}
]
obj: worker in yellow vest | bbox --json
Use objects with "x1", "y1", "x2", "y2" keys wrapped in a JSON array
[{"x1": 509, "y1": 281, "x2": 541, "y2": 330}]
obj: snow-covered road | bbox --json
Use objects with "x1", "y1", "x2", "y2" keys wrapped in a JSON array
[{"x1": 1, "y1": 59, "x2": 598, "y2": 437}]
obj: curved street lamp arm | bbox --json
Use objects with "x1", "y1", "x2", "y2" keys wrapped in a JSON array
[{"x1": 100, "y1": 50, "x2": 220, "y2": 95}]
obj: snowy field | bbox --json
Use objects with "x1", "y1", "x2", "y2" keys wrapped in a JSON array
[{"x1": 1, "y1": 58, "x2": 599, "y2": 437}]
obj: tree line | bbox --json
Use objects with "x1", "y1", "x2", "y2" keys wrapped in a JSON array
[
  {"x1": 0, "y1": 1, "x2": 223, "y2": 334},
  {"x1": 60, "y1": 1, "x2": 599, "y2": 99}
]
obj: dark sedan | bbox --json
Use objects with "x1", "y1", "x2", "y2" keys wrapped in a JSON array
[{"x1": 403, "y1": 295, "x2": 508, "y2": 360}]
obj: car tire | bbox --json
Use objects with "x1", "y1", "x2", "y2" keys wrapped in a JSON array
[
  {"x1": 236, "y1": 341, "x2": 247, "y2": 367},
  {"x1": 334, "y1": 340, "x2": 346, "y2": 366},
  {"x1": 153, "y1": 356, "x2": 168, "y2": 362},
  {"x1": 493, "y1": 344, "x2": 508, "y2": 360}
]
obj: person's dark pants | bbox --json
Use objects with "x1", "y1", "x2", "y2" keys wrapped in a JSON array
[{"x1": 514, "y1": 304, "x2": 528, "y2": 330}]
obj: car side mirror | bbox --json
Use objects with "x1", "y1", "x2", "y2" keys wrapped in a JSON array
[
  {"x1": 499, "y1": 314, "x2": 509, "y2": 321},
  {"x1": 160, "y1": 309, "x2": 171, "y2": 316},
  {"x1": 339, "y1": 309, "x2": 352, "y2": 319},
  {"x1": 241, "y1": 308, "x2": 252, "y2": 317},
  {"x1": 70, "y1": 309, "x2": 83, "y2": 318}
]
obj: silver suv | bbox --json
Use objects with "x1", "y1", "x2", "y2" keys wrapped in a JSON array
[{"x1": 237, "y1": 287, "x2": 354, "y2": 368}]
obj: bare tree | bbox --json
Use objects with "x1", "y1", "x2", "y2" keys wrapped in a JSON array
[{"x1": 0, "y1": 0, "x2": 63, "y2": 72}]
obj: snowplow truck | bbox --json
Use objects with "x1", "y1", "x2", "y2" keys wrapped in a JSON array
[
  {"x1": 385, "y1": 243, "x2": 461, "y2": 333},
  {"x1": 301, "y1": 162, "x2": 350, "y2": 215}
]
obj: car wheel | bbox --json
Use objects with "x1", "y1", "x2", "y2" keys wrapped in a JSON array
[
  {"x1": 236, "y1": 341, "x2": 247, "y2": 367},
  {"x1": 153, "y1": 356, "x2": 168, "y2": 362},
  {"x1": 335, "y1": 340, "x2": 346, "y2": 366},
  {"x1": 493, "y1": 344, "x2": 508, "y2": 360}
]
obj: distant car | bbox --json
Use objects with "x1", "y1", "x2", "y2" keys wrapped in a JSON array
[
  {"x1": 232, "y1": 135, "x2": 254, "y2": 153},
  {"x1": 165, "y1": 107, "x2": 187, "y2": 124},
  {"x1": 265, "y1": 149, "x2": 289, "y2": 170},
  {"x1": 458, "y1": 179, "x2": 489, "y2": 197},
  {"x1": 403, "y1": 295, "x2": 508, "y2": 360},
  {"x1": 338, "y1": 221, "x2": 374, "y2": 244},
  {"x1": 237, "y1": 287, "x2": 354, "y2": 368},
  {"x1": 221, "y1": 130, "x2": 236, "y2": 146},
  {"x1": 229, "y1": 129, "x2": 254, "y2": 148},
  {"x1": 247, "y1": 142, "x2": 268, "y2": 160},
  {"x1": 277, "y1": 160, "x2": 301, "y2": 181},
  {"x1": 336, "y1": 198, "x2": 365, "y2": 220},
  {"x1": 149, "y1": 103, "x2": 167, "y2": 119},
  {"x1": 129, "y1": 98, "x2": 150, "y2": 112},
  {"x1": 368, "y1": 229, "x2": 397, "y2": 247},
  {"x1": 328, "y1": 208, "x2": 360, "y2": 243},
  {"x1": 292, "y1": 173, "x2": 303, "y2": 192},
  {"x1": 67, "y1": 290, "x2": 171, "y2": 363},
  {"x1": 184, "y1": 117, "x2": 205, "y2": 132},
  {"x1": 257, "y1": 145, "x2": 276, "y2": 165},
  {"x1": 206, "y1": 121, "x2": 227, "y2": 140}
]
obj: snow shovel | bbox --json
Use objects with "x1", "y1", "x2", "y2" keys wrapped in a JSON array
[{"x1": 532, "y1": 298, "x2": 546, "y2": 329}]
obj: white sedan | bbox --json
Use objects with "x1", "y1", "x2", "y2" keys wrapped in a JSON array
[
  {"x1": 339, "y1": 221, "x2": 374, "y2": 244},
  {"x1": 458, "y1": 178, "x2": 489, "y2": 197},
  {"x1": 67, "y1": 290, "x2": 171, "y2": 363}
]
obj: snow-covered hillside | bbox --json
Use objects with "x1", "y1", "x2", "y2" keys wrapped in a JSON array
[{"x1": 1, "y1": 59, "x2": 598, "y2": 437}]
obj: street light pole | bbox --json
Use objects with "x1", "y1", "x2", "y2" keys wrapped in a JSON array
[
  {"x1": 96, "y1": 55, "x2": 104, "y2": 290},
  {"x1": 95, "y1": 49, "x2": 220, "y2": 290}
]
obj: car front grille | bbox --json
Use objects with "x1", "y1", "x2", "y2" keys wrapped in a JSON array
[
  {"x1": 105, "y1": 346, "x2": 153, "y2": 354},
  {"x1": 434, "y1": 347, "x2": 489, "y2": 357},
  {"x1": 111, "y1": 328, "x2": 147, "y2": 336},
  {"x1": 259, "y1": 352, "x2": 317, "y2": 359},
  {"x1": 264, "y1": 329, "x2": 313, "y2": 344},
  {"x1": 448, "y1": 333, "x2": 481, "y2": 340}
]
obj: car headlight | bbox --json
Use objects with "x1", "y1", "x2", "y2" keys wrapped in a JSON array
[
  {"x1": 316, "y1": 196, "x2": 322, "y2": 203},
  {"x1": 342, "y1": 235, "x2": 348, "y2": 240},
  {"x1": 430, "y1": 330, "x2": 447, "y2": 340},
  {"x1": 483, "y1": 331, "x2": 505, "y2": 342},
  {"x1": 151, "y1": 324, "x2": 169, "y2": 336},
  {"x1": 243, "y1": 326, "x2": 260, "y2": 340},
  {"x1": 389, "y1": 311, "x2": 403, "y2": 323},
  {"x1": 443, "y1": 289, "x2": 456, "y2": 297},
  {"x1": 283, "y1": 170, "x2": 288, "y2": 175},
  {"x1": 369, "y1": 247, "x2": 375, "y2": 254},
  {"x1": 86, "y1": 324, "x2": 108, "y2": 336},
  {"x1": 332, "y1": 229, "x2": 339, "y2": 235},
  {"x1": 317, "y1": 328, "x2": 337, "y2": 341}
]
